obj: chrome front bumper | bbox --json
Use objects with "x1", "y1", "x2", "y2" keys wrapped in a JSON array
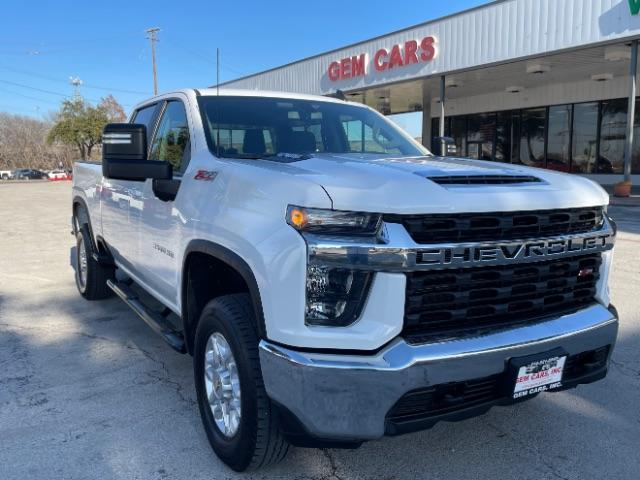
[{"x1": 259, "y1": 303, "x2": 618, "y2": 441}]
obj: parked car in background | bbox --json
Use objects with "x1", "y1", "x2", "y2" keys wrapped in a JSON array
[
  {"x1": 48, "y1": 169, "x2": 71, "y2": 181},
  {"x1": 0, "y1": 170, "x2": 12, "y2": 180},
  {"x1": 12, "y1": 168, "x2": 47, "y2": 180}
]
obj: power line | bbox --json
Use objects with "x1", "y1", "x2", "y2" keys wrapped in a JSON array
[
  {"x1": 0, "y1": 79, "x2": 133, "y2": 107},
  {"x1": 0, "y1": 86, "x2": 60, "y2": 105},
  {"x1": 0, "y1": 31, "x2": 143, "y2": 57},
  {"x1": 163, "y1": 38, "x2": 249, "y2": 77},
  {"x1": 0, "y1": 79, "x2": 71, "y2": 98},
  {"x1": 0, "y1": 66, "x2": 150, "y2": 95},
  {"x1": 0, "y1": 104, "x2": 43, "y2": 115}
]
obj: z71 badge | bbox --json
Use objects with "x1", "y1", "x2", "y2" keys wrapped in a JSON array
[{"x1": 194, "y1": 170, "x2": 217, "y2": 181}]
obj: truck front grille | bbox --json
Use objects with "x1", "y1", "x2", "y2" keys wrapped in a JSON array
[
  {"x1": 384, "y1": 207, "x2": 603, "y2": 244},
  {"x1": 403, "y1": 253, "x2": 601, "y2": 344}
]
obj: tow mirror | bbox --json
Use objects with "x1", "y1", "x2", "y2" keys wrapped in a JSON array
[{"x1": 102, "y1": 123, "x2": 172, "y2": 181}]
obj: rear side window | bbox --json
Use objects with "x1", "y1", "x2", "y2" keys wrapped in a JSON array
[{"x1": 132, "y1": 103, "x2": 158, "y2": 145}]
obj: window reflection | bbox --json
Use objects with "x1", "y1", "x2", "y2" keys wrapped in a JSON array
[
  {"x1": 632, "y1": 100, "x2": 640, "y2": 174},
  {"x1": 571, "y1": 102, "x2": 599, "y2": 173},
  {"x1": 467, "y1": 113, "x2": 496, "y2": 160},
  {"x1": 496, "y1": 111, "x2": 519, "y2": 163},
  {"x1": 599, "y1": 99, "x2": 626, "y2": 174},
  {"x1": 519, "y1": 108, "x2": 546, "y2": 167},
  {"x1": 546, "y1": 105, "x2": 571, "y2": 172},
  {"x1": 424, "y1": 97, "x2": 640, "y2": 173},
  {"x1": 450, "y1": 116, "x2": 467, "y2": 157}
]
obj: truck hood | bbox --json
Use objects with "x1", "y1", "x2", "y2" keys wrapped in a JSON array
[{"x1": 260, "y1": 153, "x2": 609, "y2": 214}]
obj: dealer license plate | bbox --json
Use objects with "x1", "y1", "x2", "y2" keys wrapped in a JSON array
[{"x1": 512, "y1": 355, "x2": 566, "y2": 399}]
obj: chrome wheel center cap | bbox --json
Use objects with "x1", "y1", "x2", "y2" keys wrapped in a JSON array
[{"x1": 204, "y1": 332, "x2": 241, "y2": 437}]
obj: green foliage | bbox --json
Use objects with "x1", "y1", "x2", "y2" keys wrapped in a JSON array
[{"x1": 46, "y1": 97, "x2": 115, "y2": 159}]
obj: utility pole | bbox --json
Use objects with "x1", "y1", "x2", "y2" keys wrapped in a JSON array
[{"x1": 146, "y1": 27, "x2": 160, "y2": 95}]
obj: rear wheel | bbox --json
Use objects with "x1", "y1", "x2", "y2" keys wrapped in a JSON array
[
  {"x1": 74, "y1": 224, "x2": 114, "y2": 300},
  {"x1": 194, "y1": 294, "x2": 289, "y2": 471}
]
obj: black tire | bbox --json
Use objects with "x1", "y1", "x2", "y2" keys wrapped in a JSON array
[
  {"x1": 74, "y1": 223, "x2": 114, "y2": 300},
  {"x1": 194, "y1": 294, "x2": 289, "y2": 471}
]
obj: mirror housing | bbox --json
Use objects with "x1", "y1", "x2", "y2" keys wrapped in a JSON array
[{"x1": 102, "y1": 123, "x2": 172, "y2": 181}]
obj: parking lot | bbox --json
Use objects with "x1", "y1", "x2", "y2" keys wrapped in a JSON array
[{"x1": 0, "y1": 181, "x2": 638, "y2": 480}]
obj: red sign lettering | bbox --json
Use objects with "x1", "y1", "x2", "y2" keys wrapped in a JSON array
[
  {"x1": 328, "y1": 54, "x2": 368, "y2": 81},
  {"x1": 328, "y1": 61, "x2": 340, "y2": 81},
  {"x1": 374, "y1": 48, "x2": 388, "y2": 72},
  {"x1": 327, "y1": 36, "x2": 437, "y2": 81}
]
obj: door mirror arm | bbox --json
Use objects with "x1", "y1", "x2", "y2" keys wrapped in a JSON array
[{"x1": 152, "y1": 178, "x2": 180, "y2": 202}]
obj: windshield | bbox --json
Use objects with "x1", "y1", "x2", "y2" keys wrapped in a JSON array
[{"x1": 197, "y1": 96, "x2": 428, "y2": 159}]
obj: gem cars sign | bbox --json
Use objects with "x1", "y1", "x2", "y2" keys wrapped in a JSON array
[{"x1": 327, "y1": 36, "x2": 438, "y2": 82}]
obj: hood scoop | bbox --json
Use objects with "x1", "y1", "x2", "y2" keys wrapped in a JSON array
[{"x1": 427, "y1": 174, "x2": 543, "y2": 185}]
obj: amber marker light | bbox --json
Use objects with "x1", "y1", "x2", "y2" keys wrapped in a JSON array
[{"x1": 288, "y1": 207, "x2": 308, "y2": 229}]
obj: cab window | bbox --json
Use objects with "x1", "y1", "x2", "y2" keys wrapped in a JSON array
[
  {"x1": 132, "y1": 103, "x2": 158, "y2": 145},
  {"x1": 149, "y1": 101, "x2": 191, "y2": 174}
]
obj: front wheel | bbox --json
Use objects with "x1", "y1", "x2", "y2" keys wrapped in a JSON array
[{"x1": 194, "y1": 294, "x2": 289, "y2": 471}]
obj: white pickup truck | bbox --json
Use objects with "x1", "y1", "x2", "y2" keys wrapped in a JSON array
[{"x1": 72, "y1": 89, "x2": 618, "y2": 471}]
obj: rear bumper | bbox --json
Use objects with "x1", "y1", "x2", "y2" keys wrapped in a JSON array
[{"x1": 259, "y1": 303, "x2": 618, "y2": 443}]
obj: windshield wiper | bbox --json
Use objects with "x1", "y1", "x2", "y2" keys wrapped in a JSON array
[
  {"x1": 262, "y1": 152, "x2": 313, "y2": 162},
  {"x1": 219, "y1": 153, "x2": 264, "y2": 160}
]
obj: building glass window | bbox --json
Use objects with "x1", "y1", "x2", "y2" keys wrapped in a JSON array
[
  {"x1": 496, "y1": 110, "x2": 519, "y2": 163},
  {"x1": 467, "y1": 113, "x2": 496, "y2": 160},
  {"x1": 431, "y1": 117, "x2": 440, "y2": 143},
  {"x1": 519, "y1": 108, "x2": 546, "y2": 168},
  {"x1": 599, "y1": 99, "x2": 627, "y2": 174},
  {"x1": 571, "y1": 102, "x2": 599, "y2": 173},
  {"x1": 450, "y1": 116, "x2": 467, "y2": 156},
  {"x1": 631, "y1": 98, "x2": 640, "y2": 174},
  {"x1": 426, "y1": 96, "x2": 640, "y2": 173},
  {"x1": 546, "y1": 105, "x2": 572, "y2": 172}
]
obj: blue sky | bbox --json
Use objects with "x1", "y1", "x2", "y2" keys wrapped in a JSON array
[{"x1": 0, "y1": 0, "x2": 487, "y2": 119}]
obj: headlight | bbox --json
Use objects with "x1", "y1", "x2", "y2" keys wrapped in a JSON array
[
  {"x1": 305, "y1": 265, "x2": 372, "y2": 326},
  {"x1": 286, "y1": 205, "x2": 382, "y2": 236},
  {"x1": 287, "y1": 205, "x2": 379, "y2": 326}
]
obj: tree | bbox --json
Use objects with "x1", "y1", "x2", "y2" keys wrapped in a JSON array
[
  {"x1": 47, "y1": 98, "x2": 110, "y2": 160},
  {"x1": 99, "y1": 94, "x2": 127, "y2": 122},
  {"x1": 0, "y1": 112, "x2": 76, "y2": 170}
]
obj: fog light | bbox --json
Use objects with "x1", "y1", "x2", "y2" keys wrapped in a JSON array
[{"x1": 305, "y1": 265, "x2": 371, "y2": 327}]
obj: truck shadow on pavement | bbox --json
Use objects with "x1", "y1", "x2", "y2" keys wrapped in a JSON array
[{"x1": 0, "y1": 287, "x2": 638, "y2": 480}]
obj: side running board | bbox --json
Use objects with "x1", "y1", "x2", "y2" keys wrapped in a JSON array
[{"x1": 107, "y1": 279, "x2": 186, "y2": 354}]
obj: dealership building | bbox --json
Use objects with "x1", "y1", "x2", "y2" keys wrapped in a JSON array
[{"x1": 223, "y1": 0, "x2": 640, "y2": 184}]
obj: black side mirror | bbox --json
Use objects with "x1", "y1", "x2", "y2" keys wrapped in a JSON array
[{"x1": 102, "y1": 123, "x2": 172, "y2": 181}]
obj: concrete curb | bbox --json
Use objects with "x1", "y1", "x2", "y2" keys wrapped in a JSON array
[{"x1": 610, "y1": 195, "x2": 640, "y2": 207}]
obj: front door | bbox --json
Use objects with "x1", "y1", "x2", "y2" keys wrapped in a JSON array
[
  {"x1": 101, "y1": 102, "x2": 160, "y2": 267},
  {"x1": 138, "y1": 98, "x2": 192, "y2": 308}
]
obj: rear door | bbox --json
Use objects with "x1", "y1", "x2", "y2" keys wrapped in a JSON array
[{"x1": 101, "y1": 102, "x2": 160, "y2": 268}]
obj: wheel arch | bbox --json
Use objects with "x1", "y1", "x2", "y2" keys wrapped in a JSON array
[
  {"x1": 182, "y1": 240, "x2": 267, "y2": 355},
  {"x1": 72, "y1": 195, "x2": 110, "y2": 255}
]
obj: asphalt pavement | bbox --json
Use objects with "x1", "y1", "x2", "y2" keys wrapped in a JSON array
[{"x1": 0, "y1": 181, "x2": 638, "y2": 480}]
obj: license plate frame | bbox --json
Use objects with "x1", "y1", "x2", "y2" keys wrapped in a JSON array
[{"x1": 507, "y1": 348, "x2": 568, "y2": 400}]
